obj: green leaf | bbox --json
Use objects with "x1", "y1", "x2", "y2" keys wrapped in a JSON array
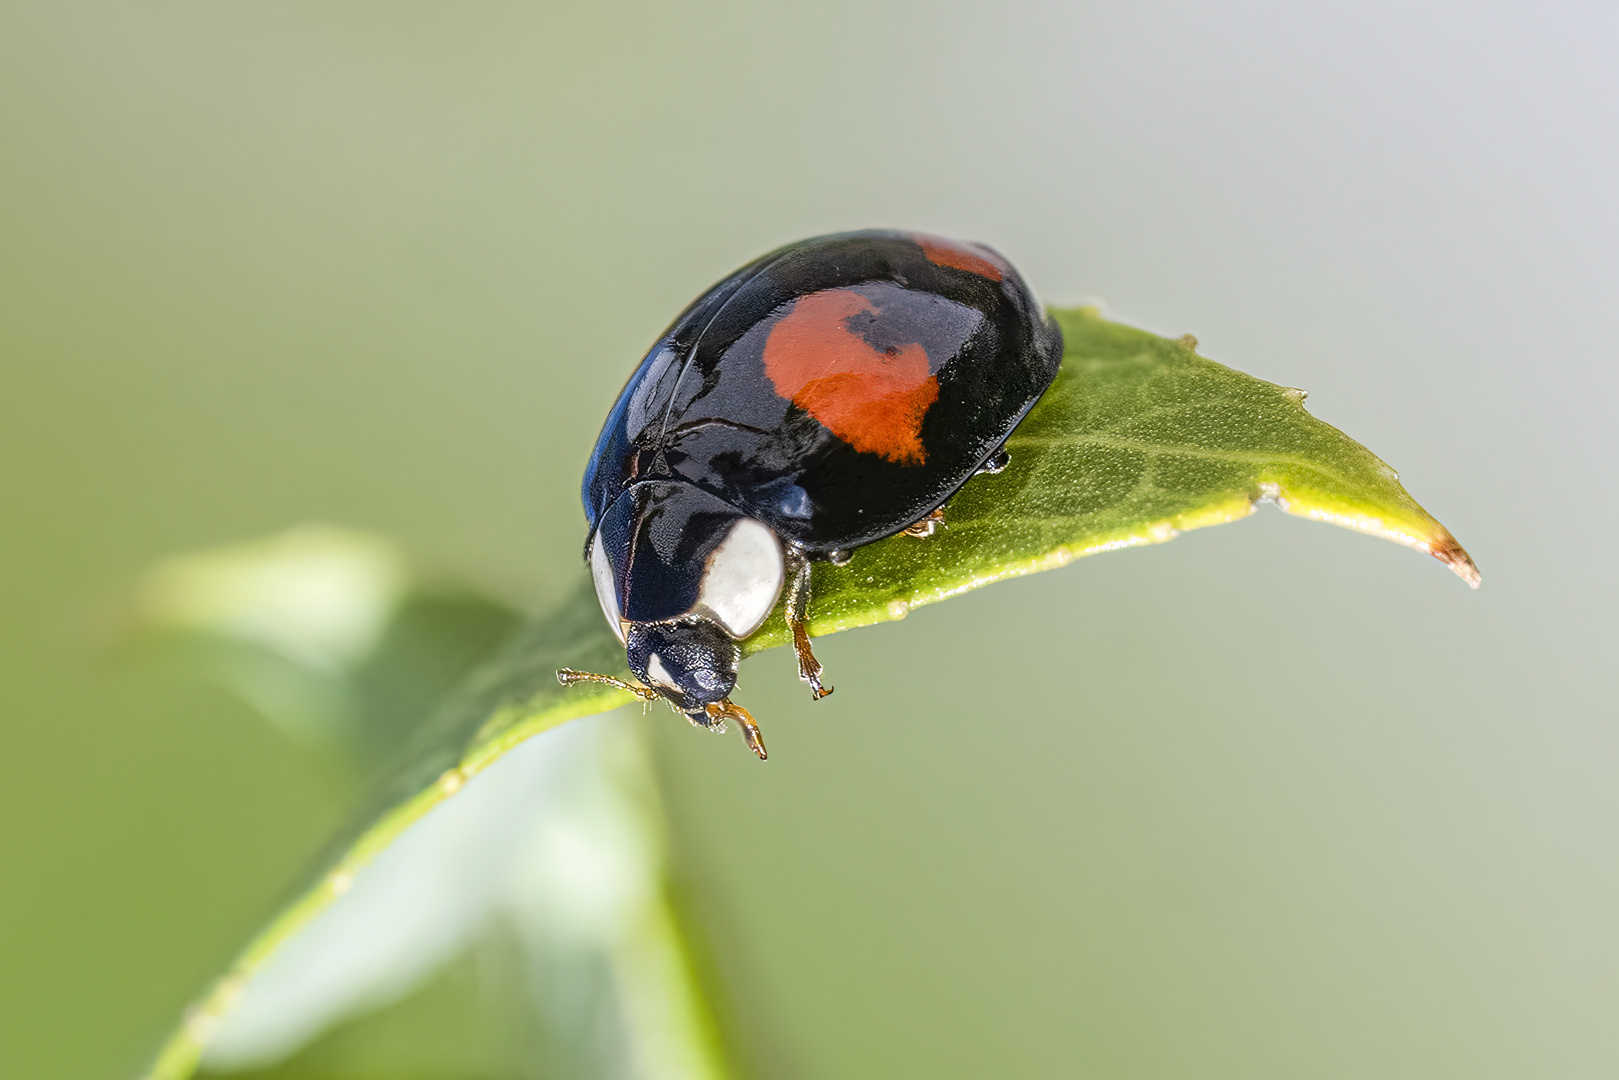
[{"x1": 144, "y1": 306, "x2": 1476, "y2": 1079}]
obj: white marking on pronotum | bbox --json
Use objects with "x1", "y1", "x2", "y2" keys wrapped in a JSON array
[
  {"x1": 589, "y1": 532, "x2": 626, "y2": 644},
  {"x1": 697, "y1": 518, "x2": 785, "y2": 638},
  {"x1": 645, "y1": 653, "x2": 680, "y2": 691}
]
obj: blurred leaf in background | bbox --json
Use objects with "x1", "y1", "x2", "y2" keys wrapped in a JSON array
[
  {"x1": 131, "y1": 528, "x2": 734, "y2": 1080},
  {"x1": 132, "y1": 526, "x2": 521, "y2": 769}
]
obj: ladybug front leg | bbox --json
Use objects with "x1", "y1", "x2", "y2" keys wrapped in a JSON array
[
  {"x1": 784, "y1": 551, "x2": 832, "y2": 701},
  {"x1": 704, "y1": 699, "x2": 769, "y2": 760}
]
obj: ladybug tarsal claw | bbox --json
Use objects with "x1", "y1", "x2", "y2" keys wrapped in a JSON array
[
  {"x1": 555, "y1": 668, "x2": 659, "y2": 702},
  {"x1": 790, "y1": 616, "x2": 832, "y2": 700},
  {"x1": 706, "y1": 699, "x2": 768, "y2": 760},
  {"x1": 785, "y1": 552, "x2": 833, "y2": 701}
]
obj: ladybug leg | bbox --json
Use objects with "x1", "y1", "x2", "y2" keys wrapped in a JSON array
[
  {"x1": 556, "y1": 668, "x2": 660, "y2": 702},
  {"x1": 903, "y1": 507, "x2": 946, "y2": 537},
  {"x1": 784, "y1": 552, "x2": 832, "y2": 701},
  {"x1": 704, "y1": 699, "x2": 769, "y2": 760}
]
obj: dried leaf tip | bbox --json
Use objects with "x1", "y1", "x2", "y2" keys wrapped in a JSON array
[{"x1": 1430, "y1": 534, "x2": 1482, "y2": 589}]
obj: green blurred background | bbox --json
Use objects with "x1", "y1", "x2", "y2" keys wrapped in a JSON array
[{"x1": 3, "y1": 2, "x2": 1615, "y2": 1076}]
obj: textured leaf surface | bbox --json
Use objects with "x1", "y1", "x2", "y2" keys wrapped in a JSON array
[{"x1": 146, "y1": 306, "x2": 1476, "y2": 1078}]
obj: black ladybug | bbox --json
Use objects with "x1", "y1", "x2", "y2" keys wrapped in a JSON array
[{"x1": 558, "y1": 230, "x2": 1063, "y2": 758}]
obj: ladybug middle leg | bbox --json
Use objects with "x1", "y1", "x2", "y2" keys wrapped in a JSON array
[
  {"x1": 903, "y1": 507, "x2": 946, "y2": 537},
  {"x1": 900, "y1": 446, "x2": 1010, "y2": 540},
  {"x1": 784, "y1": 550, "x2": 832, "y2": 701}
]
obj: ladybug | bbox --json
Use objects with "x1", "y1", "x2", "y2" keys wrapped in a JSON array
[{"x1": 558, "y1": 230, "x2": 1063, "y2": 758}]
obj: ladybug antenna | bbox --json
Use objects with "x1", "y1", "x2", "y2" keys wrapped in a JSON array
[{"x1": 555, "y1": 668, "x2": 659, "y2": 702}]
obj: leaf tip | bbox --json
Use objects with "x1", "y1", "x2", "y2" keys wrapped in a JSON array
[
  {"x1": 1430, "y1": 533, "x2": 1482, "y2": 589},
  {"x1": 1269, "y1": 491, "x2": 1481, "y2": 591}
]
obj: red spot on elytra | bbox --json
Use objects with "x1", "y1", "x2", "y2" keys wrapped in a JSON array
[
  {"x1": 914, "y1": 234, "x2": 1006, "y2": 282},
  {"x1": 763, "y1": 289, "x2": 939, "y2": 465}
]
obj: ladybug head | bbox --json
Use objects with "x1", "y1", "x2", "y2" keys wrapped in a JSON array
[
  {"x1": 625, "y1": 618, "x2": 740, "y2": 714},
  {"x1": 556, "y1": 615, "x2": 767, "y2": 759}
]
